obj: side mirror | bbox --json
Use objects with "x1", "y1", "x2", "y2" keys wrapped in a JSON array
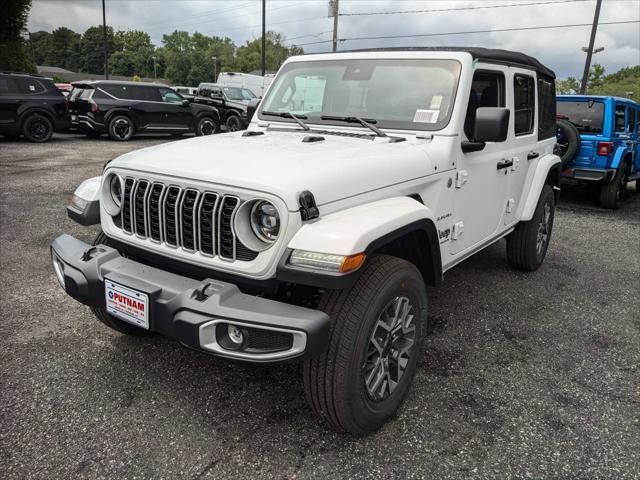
[
  {"x1": 474, "y1": 107, "x2": 510, "y2": 142},
  {"x1": 246, "y1": 98, "x2": 261, "y2": 122},
  {"x1": 181, "y1": 99, "x2": 189, "y2": 106}
]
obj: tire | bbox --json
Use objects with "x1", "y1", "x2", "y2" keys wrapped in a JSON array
[
  {"x1": 555, "y1": 119, "x2": 580, "y2": 166},
  {"x1": 225, "y1": 115, "x2": 243, "y2": 132},
  {"x1": 196, "y1": 116, "x2": 218, "y2": 136},
  {"x1": 108, "y1": 114, "x2": 135, "y2": 141},
  {"x1": 22, "y1": 113, "x2": 53, "y2": 143},
  {"x1": 303, "y1": 255, "x2": 428, "y2": 435},
  {"x1": 599, "y1": 162, "x2": 629, "y2": 209},
  {"x1": 89, "y1": 232, "x2": 154, "y2": 337},
  {"x1": 506, "y1": 184, "x2": 555, "y2": 271}
]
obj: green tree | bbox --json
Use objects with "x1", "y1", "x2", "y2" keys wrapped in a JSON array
[
  {"x1": 29, "y1": 31, "x2": 53, "y2": 66},
  {"x1": 234, "y1": 31, "x2": 303, "y2": 73},
  {"x1": 49, "y1": 27, "x2": 82, "y2": 71},
  {"x1": 110, "y1": 30, "x2": 155, "y2": 77},
  {"x1": 590, "y1": 65, "x2": 640, "y2": 98},
  {"x1": 0, "y1": 0, "x2": 36, "y2": 73},
  {"x1": 556, "y1": 76, "x2": 580, "y2": 94},
  {"x1": 81, "y1": 25, "x2": 115, "y2": 74}
]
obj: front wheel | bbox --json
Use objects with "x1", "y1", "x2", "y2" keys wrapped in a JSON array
[
  {"x1": 506, "y1": 184, "x2": 555, "y2": 271},
  {"x1": 196, "y1": 116, "x2": 218, "y2": 136},
  {"x1": 225, "y1": 115, "x2": 243, "y2": 132},
  {"x1": 599, "y1": 162, "x2": 628, "y2": 209},
  {"x1": 304, "y1": 255, "x2": 428, "y2": 435},
  {"x1": 22, "y1": 113, "x2": 53, "y2": 142}
]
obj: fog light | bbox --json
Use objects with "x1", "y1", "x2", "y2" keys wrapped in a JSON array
[
  {"x1": 52, "y1": 254, "x2": 65, "y2": 289},
  {"x1": 227, "y1": 324, "x2": 244, "y2": 345}
]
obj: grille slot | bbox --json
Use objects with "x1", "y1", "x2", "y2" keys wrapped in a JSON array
[
  {"x1": 112, "y1": 177, "x2": 259, "y2": 262},
  {"x1": 133, "y1": 180, "x2": 149, "y2": 237},
  {"x1": 121, "y1": 178, "x2": 135, "y2": 233},
  {"x1": 163, "y1": 186, "x2": 182, "y2": 247},
  {"x1": 179, "y1": 189, "x2": 200, "y2": 251}
]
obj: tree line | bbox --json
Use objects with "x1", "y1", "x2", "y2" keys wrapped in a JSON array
[
  {"x1": 556, "y1": 65, "x2": 639, "y2": 98},
  {"x1": 29, "y1": 27, "x2": 303, "y2": 85}
]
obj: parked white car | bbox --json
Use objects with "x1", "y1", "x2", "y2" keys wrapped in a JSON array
[{"x1": 52, "y1": 48, "x2": 561, "y2": 435}]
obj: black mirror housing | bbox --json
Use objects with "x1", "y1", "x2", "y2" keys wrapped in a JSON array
[
  {"x1": 474, "y1": 107, "x2": 510, "y2": 143},
  {"x1": 246, "y1": 98, "x2": 261, "y2": 122}
]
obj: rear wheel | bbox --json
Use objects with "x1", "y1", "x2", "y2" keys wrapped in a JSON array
[
  {"x1": 507, "y1": 185, "x2": 555, "y2": 271},
  {"x1": 599, "y1": 162, "x2": 628, "y2": 210},
  {"x1": 108, "y1": 115, "x2": 135, "y2": 141},
  {"x1": 196, "y1": 116, "x2": 218, "y2": 136},
  {"x1": 22, "y1": 113, "x2": 53, "y2": 142},
  {"x1": 89, "y1": 232, "x2": 153, "y2": 337},
  {"x1": 303, "y1": 255, "x2": 428, "y2": 435}
]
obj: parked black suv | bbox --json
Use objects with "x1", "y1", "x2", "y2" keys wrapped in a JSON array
[
  {"x1": 69, "y1": 81, "x2": 221, "y2": 141},
  {"x1": 194, "y1": 83, "x2": 256, "y2": 131},
  {"x1": 0, "y1": 72, "x2": 71, "y2": 142}
]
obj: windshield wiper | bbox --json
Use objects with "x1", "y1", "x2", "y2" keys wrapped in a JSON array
[
  {"x1": 261, "y1": 110, "x2": 310, "y2": 131},
  {"x1": 320, "y1": 115, "x2": 387, "y2": 137}
]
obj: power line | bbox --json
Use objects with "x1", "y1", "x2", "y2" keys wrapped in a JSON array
[
  {"x1": 134, "y1": 2, "x2": 256, "y2": 30},
  {"x1": 339, "y1": 0, "x2": 589, "y2": 16},
  {"x1": 290, "y1": 20, "x2": 639, "y2": 46}
]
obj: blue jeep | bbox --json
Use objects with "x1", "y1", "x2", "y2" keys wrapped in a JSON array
[{"x1": 556, "y1": 95, "x2": 639, "y2": 209}]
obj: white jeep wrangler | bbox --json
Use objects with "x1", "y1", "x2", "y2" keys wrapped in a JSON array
[{"x1": 51, "y1": 48, "x2": 561, "y2": 435}]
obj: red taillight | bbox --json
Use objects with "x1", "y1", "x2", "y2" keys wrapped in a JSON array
[
  {"x1": 597, "y1": 141, "x2": 613, "y2": 156},
  {"x1": 90, "y1": 100, "x2": 99, "y2": 113}
]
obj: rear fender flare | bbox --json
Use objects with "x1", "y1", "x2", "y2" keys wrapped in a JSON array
[{"x1": 610, "y1": 146, "x2": 631, "y2": 170}]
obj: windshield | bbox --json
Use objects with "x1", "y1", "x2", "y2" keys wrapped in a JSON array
[
  {"x1": 557, "y1": 100, "x2": 605, "y2": 134},
  {"x1": 241, "y1": 88, "x2": 257, "y2": 100},
  {"x1": 258, "y1": 58, "x2": 461, "y2": 131},
  {"x1": 223, "y1": 87, "x2": 249, "y2": 101}
]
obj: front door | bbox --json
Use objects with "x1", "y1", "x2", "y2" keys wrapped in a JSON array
[{"x1": 451, "y1": 67, "x2": 511, "y2": 255}]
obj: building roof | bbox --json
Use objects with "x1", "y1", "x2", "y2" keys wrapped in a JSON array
[
  {"x1": 338, "y1": 46, "x2": 556, "y2": 78},
  {"x1": 37, "y1": 65, "x2": 75, "y2": 74}
]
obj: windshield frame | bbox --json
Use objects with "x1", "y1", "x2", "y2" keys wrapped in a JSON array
[{"x1": 257, "y1": 58, "x2": 462, "y2": 132}]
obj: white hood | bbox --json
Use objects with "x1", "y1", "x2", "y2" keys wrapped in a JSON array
[{"x1": 110, "y1": 130, "x2": 434, "y2": 210}]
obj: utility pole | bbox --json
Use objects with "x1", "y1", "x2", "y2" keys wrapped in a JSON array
[
  {"x1": 261, "y1": 0, "x2": 266, "y2": 76},
  {"x1": 212, "y1": 56, "x2": 217, "y2": 82},
  {"x1": 330, "y1": 0, "x2": 339, "y2": 52},
  {"x1": 102, "y1": 0, "x2": 109, "y2": 79},
  {"x1": 580, "y1": 0, "x2": 602, "y2": 94},
  {"x1": 28, "y1": 32, "x2": 36, "y2": 66},
  {"x1": 152, "y1": 56, "x2": 157, "y2": 81}
]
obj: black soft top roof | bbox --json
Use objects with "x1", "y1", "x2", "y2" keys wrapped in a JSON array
[{"x1": 341, "y1": 46, "x2": 555, "y2": 79}]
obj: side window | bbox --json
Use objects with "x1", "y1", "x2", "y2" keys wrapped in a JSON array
[
  {"x1": 0, "y1": 77, "x2": 20, "y2": 94},
  {"x1": 513, "y1": 74, "x2": 535, "y2": 136},
  {"x1": 198, "y1": 87, "x2": 210, "y2": 97},
  {"x1": 211, "y1": 88, "x2": 223, "y2": 98},
  {"x1": 625, "y1": 107, "x2": 634, "y2": 133},
  {"x1": 537, "y1": 76, "x2": 556, "y2": 140},
  {"x1": 464, "y1": 70, "x2": 505, "y2": 140},
  {"x1": 159, "y1": 88, "x2": 182, "y2": 103},
  {"x1": 614, "y1": 105, "x2": 626, "y2": 132}
]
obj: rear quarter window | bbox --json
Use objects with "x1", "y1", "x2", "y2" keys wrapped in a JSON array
[
  {"x1": 0, "y1": 77, "x2": 20, "y2": 94},
  {"x1": 537, "y1": 76, "x2": 556, "y2": 140},
  {"x1": 614, "y1": 105, "x2": 626, "y2": 132},
  {"x1": 16, "y1": 78, "x2": 47, "y2": 95}
]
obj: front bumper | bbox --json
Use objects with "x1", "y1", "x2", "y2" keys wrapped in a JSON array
[
  {"x1": 562, "y1": 167, "x2": 616, "y2": 183},
  {"x1": 50, "y1": 234, "x2": 330, "y2": 363}
]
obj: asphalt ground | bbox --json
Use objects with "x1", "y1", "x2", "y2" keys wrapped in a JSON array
[{"x1": 0, "y1": 133, "x2": 639, "y2": 480}]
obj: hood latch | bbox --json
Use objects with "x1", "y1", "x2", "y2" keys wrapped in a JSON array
[{"x1": 299, "y1": 191, "x2": 319, "y2": 221}]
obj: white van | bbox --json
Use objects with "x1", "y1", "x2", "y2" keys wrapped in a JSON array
[{"x1": 217, "y1": 72, "x2": 274, "y2": 97}]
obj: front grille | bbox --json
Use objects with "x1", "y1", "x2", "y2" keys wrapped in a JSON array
[{"x1": 116, "y1": 177, "x2": 258, "y2": 262}]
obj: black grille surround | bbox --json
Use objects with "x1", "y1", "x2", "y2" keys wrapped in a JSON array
[{"x1": 114, "y1": 177, "x2": 259, "y2": 262}]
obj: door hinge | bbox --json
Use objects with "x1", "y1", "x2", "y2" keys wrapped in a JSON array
[
  {"x1": 506, "y1": 198, "x2": 516, "y2": 213},
  {"x1": 455, "y1": 170, "x2": 468, "y2": 189},
  {"x1": 511, "y1": 157, "x2": 520, "y2": 171},
  {"x1": 451, "y1": 221, "x2": 464, "y2": 240}
]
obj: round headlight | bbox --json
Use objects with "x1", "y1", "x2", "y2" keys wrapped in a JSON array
[
  {"x1": 110, "y1": 175, "x2": 122, "y2": 208},
  {"x1": 250, "y1": 201, "x2": 280, "y2": 243}
]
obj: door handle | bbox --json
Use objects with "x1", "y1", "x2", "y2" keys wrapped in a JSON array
[
  {"x1": 497, "y1": 159, "x2": 514, "y2": 170},
  {"x1": 527, "y1": 151, "x2": 539, "y2": 160}
]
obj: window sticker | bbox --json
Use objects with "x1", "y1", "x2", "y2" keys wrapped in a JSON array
[
  {"x1": 430, "y1": 95, "x2": 443, "y2": 109},
  {"x1": 414, "y1": 109, "x2": 439, "y2": 123},
  {"x1": 29, "y1": 84, "x2": 36, "y2": 91}
]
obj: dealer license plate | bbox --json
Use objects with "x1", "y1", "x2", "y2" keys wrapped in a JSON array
[{"x1": 105, "y1": 279, "x2": 149, "y2": 329}]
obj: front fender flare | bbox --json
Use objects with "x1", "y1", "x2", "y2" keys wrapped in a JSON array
[{"x1": 277, "y1": 196, "x2": 442, "y2": 289}]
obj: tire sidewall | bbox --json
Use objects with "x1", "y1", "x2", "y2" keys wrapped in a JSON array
[
  {"x1": 532, "y1": 185, "x2": 555, "y2": 265},
  {"x1": 343, "y1": 262, "x2": 427, "y2": 431},
  {"x1": 197, "y1": 116, "x2": 217, "y2": 136},
  {"x1": 109, "y1": 115, "x2": 134, "y2": 141},
  {"x1": 23, "y1": 113, "x2": 53, "y2": 142},
  {"x1": 225, "y1": 115, "x2": 242, "y2": 132}
]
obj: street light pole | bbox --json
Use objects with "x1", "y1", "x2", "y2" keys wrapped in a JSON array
[
  {"x1": 102, "y1": 0, "x2": 109, "y2": 79},
  {"x1": 330, "y1": 0, "x2": 339, "y2": 53},
  {"x1": 580, "y1": 0, "x2": 602, "y2": 94},
  {"x1": 212, "y1": 56, "x2": 217, "y2": 82},
  {"x1": 261, "y1": 0, "x2": 266, "y2": 76}
]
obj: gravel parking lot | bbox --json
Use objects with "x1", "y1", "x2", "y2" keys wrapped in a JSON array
[{"x1": 1, "y1": 133, "x2": 639, "y2": 479}]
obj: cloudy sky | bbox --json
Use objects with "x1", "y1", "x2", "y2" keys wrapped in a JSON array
[{"x1": 27, "y1": 0, "x2": 639, "y2": 78}]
